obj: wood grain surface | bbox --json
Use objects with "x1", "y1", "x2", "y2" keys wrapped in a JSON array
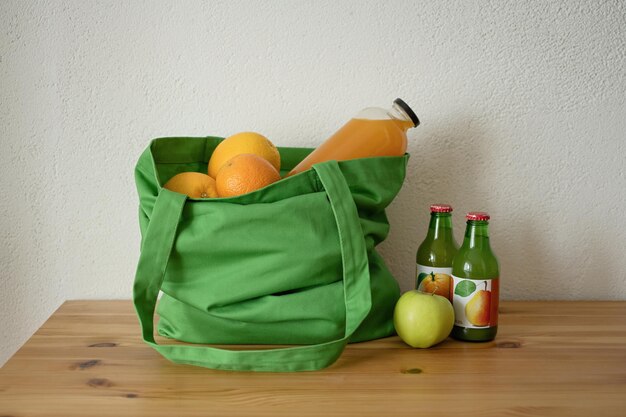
[{"x1": 1, "y1": 300, "x2": 625, "y2": 417}]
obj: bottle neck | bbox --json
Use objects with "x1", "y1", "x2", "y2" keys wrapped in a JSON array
[
  {"x1": 426, "y1": 213, "x2": 454, "y2": 240},
  {"x1": 462, "y1": 220, "x2": 491, "y2": 249},
  {"x1": 389, "y1": 103, "x2": 414, "y2": 131}
]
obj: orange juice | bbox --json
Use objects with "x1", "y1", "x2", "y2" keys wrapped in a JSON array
[{"x1": 288, "y1": 98, "x2": 419, "y2": 176}]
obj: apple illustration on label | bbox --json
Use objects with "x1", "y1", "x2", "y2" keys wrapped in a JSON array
[
  {"x1": 393, "y1": 290, "x2": 455, "y2": 348},
  {"x1": 466, "y1": 281, "x2": 491, "y2": 327},
  {"x1": 418, "y1": 272, "x2": 452, "y2": 301}
]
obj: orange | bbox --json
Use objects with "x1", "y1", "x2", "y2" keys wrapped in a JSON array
[
  {"x1": 216, "y1": 153, "x2": 281, "y2": 197},
  {"x1": 208, "y1": 132, "x2": 280, "y2": 178},
  {"x1": 163, "y1": 172, "x2": 218, "y2": 198},
  {"x1": 418, "y1": 273, "x2": 453, "y2": 302}
]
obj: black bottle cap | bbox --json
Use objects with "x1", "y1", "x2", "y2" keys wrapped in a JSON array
[{"x1": 394, "y1": 98, "x2": 420, "y2": 127}]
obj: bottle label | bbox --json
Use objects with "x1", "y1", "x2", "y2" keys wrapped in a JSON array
[
  {"x1": 416, "y1": 264, "x2": 453, "y2": 302},
  {"x1": 451, "y1": 276, "x2": 499, "y2": 328}
]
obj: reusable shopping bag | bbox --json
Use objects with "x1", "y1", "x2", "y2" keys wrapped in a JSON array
[{"x1": 133, "y1": 136, "x2": 408, "y2": 371}]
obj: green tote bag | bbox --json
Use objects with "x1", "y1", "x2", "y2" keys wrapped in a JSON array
[{"x1": 133, "y1": 136, "x2": 409, "y2": 372}]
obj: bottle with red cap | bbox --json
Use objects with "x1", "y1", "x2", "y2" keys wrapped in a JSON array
[
  {"x1": 450, "y1": 212, "x2": 500, "y2": 342},
  {"x1": 415, "y1": 204, "x2": 459, "y2": 302}
]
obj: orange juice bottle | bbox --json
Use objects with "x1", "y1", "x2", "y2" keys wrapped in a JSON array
[{"x1": 288, "y1": 98, "x2": 419, "y2": 176}]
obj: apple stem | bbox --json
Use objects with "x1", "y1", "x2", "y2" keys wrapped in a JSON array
[{"x1": 483, "y1": 281, "x2": 488, "y2": 291}]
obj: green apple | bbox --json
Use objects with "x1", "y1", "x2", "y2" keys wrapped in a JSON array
[{"x1": 393, "y1": 290, "x2": 455, "y2": 348}]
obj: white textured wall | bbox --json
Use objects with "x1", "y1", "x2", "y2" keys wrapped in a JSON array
[{"x1": 1, "y1": 1, "x2": 625, "y2": 365}]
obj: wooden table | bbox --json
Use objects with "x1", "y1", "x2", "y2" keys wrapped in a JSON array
[{"x1": 1, "y1": 301, "x2": 625, "y2": 417}]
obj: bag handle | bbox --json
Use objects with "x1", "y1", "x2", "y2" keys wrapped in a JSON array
[{"x1": 133, "y1": 160, "x2": 372, "y2": 371}]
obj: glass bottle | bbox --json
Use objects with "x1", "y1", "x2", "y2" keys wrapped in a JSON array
[
  {"x1": 415, "y1": 204, "x2": 459, "y2": 302},
  {"x1": 450, "y1": 212, "x2": 500, "y2": 342},
  {"x1": 287, "y1": 98, "x2": 419, "y2": 176}
]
